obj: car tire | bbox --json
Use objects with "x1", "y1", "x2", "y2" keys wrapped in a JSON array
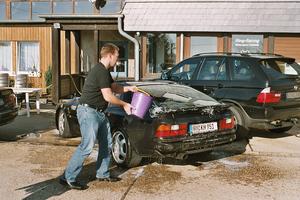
[
  {"x1": 269, "y1": 126, "x2": 293, "y2": 133},
  {"x1": 112, "y1": 130, "x2": 142, "y2": 168},
  {"x1": 57, "y1": 109, "x2": 72, "y2": 138},
  {"x1": 229, "y1": 105, "x2": 249, "y2": 140}
]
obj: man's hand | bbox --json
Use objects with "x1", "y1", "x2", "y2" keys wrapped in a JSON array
[
  {"x1": 125, "y1": 86, "x2": 138, "y2": 93},
  {"x1": 123, "y1": 103, "x2": 134, "y2": 115}
]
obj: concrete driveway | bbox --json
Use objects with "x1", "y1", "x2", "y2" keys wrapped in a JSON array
[{"x1": 0, "y1": 106, "x2": 299, "y2": 200}]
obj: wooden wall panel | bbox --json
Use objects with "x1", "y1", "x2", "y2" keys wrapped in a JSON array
[
  {"x1": 0, "y1": 26, "x2": 52, "y2": 91},
  {"x1": 274, "y1": 37, "x2": 300, "y2": 62}
]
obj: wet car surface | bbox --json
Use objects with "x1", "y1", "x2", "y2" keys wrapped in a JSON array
[{"x1": 56, "y1": 81, "x2": 236, "y2": 167}]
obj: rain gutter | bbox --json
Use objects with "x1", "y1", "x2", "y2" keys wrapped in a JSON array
[{"x1": 118, "y1": 16, "x2": 140, "y2": 81}]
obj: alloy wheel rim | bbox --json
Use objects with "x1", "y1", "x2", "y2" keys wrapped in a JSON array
[
  {"x1": 112, "y1": 131, "x2": 127, "y2": 164},
  {"x1": 58, "y1": 111, "x2": 65, "y2": 135}
]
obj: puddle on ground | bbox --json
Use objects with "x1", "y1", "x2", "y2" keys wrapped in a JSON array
[
  {"x1": 90, "y1": 163, "x2": 182, "y2": 193},
  {"x1": 27, "y1": 145, "x2": 93, "y2": 176},
  {"x1": 206, "y1": 155, "x2": 284, "y2": 186},
  {"x1": 19, "y1": 130, "x2": 81, "y2": 147}
]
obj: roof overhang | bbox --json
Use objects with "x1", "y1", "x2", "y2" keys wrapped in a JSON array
[
  {"x1": 40, "y1": 14, "x2": 123, "y2": 30},
  {"x1": 122, "y1": 0, "x2": 300, "y2": 33}
]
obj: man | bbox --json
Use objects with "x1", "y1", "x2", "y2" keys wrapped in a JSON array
[{"x1": 60, "y1": 43, "x2": 136, "y2": 190}]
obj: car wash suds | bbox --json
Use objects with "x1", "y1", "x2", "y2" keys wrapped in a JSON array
[{"x1": 204, "y1": 155, "x2": 285, "y2": 186}]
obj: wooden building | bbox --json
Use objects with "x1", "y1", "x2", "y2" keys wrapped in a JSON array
[
  {"x1": 0, "y1": 0, "x2": 134, "y2": 103},
  {"x1": 1, "y1": 0, "x2": 300, "y2": 104}
]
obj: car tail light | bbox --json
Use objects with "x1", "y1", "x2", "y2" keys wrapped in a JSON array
[
  {"x1": 219, "y1": 116, "x2": 235, "y2": 130},
  {"x1": 155, "y1": 123, "x2": 187, "y2": 138},
  {"x1": 256, "y1": 87, "x2": 281, "y2": 103}
]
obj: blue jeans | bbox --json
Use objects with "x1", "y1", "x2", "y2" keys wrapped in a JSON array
[{"x1": 64, "y1": 105, "x2": 112, "y2": 182}]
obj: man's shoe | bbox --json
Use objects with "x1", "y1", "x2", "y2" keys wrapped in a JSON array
[
  {"x1": 59, "y1": 176, "x2": 88, "y2": 190},
  {"x1": 97, "y1": 176, "x2": 121, "y2": 182}
]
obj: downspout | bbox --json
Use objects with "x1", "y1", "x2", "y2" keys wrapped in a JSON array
[{"x1": 118, "y1": 16, "x2": 140, "y2": 81}]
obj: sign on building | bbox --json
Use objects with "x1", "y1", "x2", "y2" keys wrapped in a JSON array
[{"x1": 232, "y1": 35, "x2": 263, "y2": 53}]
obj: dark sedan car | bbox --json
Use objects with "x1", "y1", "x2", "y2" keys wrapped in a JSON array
[
  {"x1": 55, "y1": 81, "x2": 236, "y2": 167},
  {"x1": 162, "y1": 53, "x2": 300, "y2": 139},
  {"x1": 0, "y1": 88, "x2": 18, "y2": 125}
]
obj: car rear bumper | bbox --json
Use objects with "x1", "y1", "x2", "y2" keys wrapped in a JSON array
[
  {"x1": 246, "y1": 106, "x2": 300, "y2": 130},
  {"x1": 154, "y1": 130, "x2": 236, "y2": 159},
  {"x1": 0, "y1": 108, "x2": 18, "y2": 126}
]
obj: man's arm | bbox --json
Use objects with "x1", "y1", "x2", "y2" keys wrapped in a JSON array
[
  {"x1": 111, "y1": 83, "x2": 137, "y2": 94},
  {"x1": 101, "y1": 87, "x2": 132, "y2": 114}
]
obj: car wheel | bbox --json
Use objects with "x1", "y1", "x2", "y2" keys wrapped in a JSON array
[
  {"x1": 229, "y1": 106, "x2": 249, "y2": 140},
  {"x1": 112, "y1": 130, "x2": 142, "y2": 168},
  {"x1": 57, "y1": 109, "x2": 72, "y2": 138},
  {"x1": 269, "y1": 126, "x2": 293, "y2": 133}
]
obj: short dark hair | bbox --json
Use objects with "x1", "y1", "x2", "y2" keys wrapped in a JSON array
[{"x1": 100, "y1": 43, "x2": 119, "y2": 58}]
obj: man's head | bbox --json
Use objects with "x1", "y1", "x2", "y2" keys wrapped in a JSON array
[{"x1": 100, "y1": 43, "x2": 119, "y2": 68}]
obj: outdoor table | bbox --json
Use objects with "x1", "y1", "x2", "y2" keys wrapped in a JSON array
[{"x1": 6, "y1": 87, "x2": 42, "y2": 117}]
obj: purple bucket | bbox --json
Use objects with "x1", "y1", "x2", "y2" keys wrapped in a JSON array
[{"x1": 131, "y1": 92, "x2": 153, "y2": 119}]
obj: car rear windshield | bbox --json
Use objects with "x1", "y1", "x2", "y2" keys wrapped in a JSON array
[{"x1": 259, "y1": 58, "x2": 300, "y2": 79}]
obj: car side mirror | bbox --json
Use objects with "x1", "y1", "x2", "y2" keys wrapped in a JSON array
[{"x1": 161, "y1": 70, "x2": 169, "y2": 80}]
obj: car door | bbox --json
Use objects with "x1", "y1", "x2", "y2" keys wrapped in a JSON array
[
  {"x1": 189, "y1": 56, "x2": 228, "y2": 100},
  {"x1": 225, "y1": 57, "x2": 266, "y2": 116},
  {"x1": 168, "y1": 57, "x2": 203, "y2": 85}
]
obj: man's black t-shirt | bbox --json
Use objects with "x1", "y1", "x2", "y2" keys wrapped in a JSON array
[{"x1": 79, "y1": 63, "x2": 114, "y2": 109}]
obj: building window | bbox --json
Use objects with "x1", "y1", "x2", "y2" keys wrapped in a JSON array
[
  {"x1": 11, "y1": 1, "x2": 30, "y2": 20},
  {"x1": 0, "y1": 2, "x2": 6, "y2": 20},
  {"x1": 100, "y1": 0, "x2": 122, "y2": 14},
  {"x1": 146, "y1": 33, "x2": 176, "y2": 73},
  {"x1": 190, "y1": 36, "x2": 217, "y2": 56},
  {"x1": 0, "y1": 42, "x2": 12, "y2": 73},
  {"x1": 75, "y1": 1, "x2": 94, "y2": 14},
  {"x1": 17, "y1": 42, "x2": 40, "y2": 75},
  {"x1": 32, "y1": 1, "x2": 51, "y2": 20},
  {"x1": 53, "y1": 1, "x2": 73, "y2": 14},
  {"x1": 232, "y1": 35, "x2": 263, "y2": 53}
]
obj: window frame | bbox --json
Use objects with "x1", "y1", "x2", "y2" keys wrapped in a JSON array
[
  {"x1": 10, "y1": 1, "x2": 31, "y2": 20},
  {"x1": 16, "y1": 41, "x2": 41, "y2": 77},
  {"x1": 196, "y1": 56, "x2": 226, "y2": 81},
  {"x1": 0, "y1": 41, "x2": 13, "y2": 74},
  {"x1": 169, "y1": 57, "x2": 203, "y2": 81},
  {"x1": 228, "y1": 57, "x2": 256, "y2": 81}
]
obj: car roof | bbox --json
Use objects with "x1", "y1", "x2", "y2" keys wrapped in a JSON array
[{"x1": 191, "y1": 52, "x2": 293, "y2": 60}]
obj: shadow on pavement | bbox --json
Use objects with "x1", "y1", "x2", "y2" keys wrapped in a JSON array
[
  {"x1": 17, "y1": 162, "x2": 129, "y2": 200},
  {"x1": 17, "y1": 177, "x2": 70, "y2": 200},
  {"x1": 249, "y1": 128, "x2": 297, "y2": 139},
  {"x1": 0, "y1": 106, "x2": 56, "y2": 141}
]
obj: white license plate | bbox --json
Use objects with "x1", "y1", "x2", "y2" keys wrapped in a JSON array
[
  {"x1": 286, "y1": 92, "x2": 300, "y2": 99},
  {"x1": 189, "y1": 122, "x2": 218, "y2": 135}
]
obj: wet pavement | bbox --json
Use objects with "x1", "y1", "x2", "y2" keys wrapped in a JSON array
[{"x1": 0, "y1": 105, "x2": 300, "y2": 200}]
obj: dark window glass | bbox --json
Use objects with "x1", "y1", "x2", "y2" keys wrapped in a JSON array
[
  {"x1": 32, "y1": 2, "x2": 51, "y2": 20},
  {"x1": 75, "y1": 1, "x2": 94, "y2": 14},
  {"x1": 260, "y1": 59, "x2": 300, "y2": 77},
  {"x1": 147, "y1": 33, "x2": 176, "y2": 73},
  {"x1": 0, "y1": 2, "x2": 6, "y2": 20},
  {"x1": 100, "y1": 0, "x2": 121, "y2": 14},
  {"x1": 230, "y1": 58, "x2": 255, "y2": 81},
  {"x1": 53, "y1": 1, "x2": 73, "y2": 14},
  {"x1": 197, "y1": 57, "x2": 224, "y2": 80},
  {"x1": 11, "y1": 2, "x2": 30, "y2": 20},
  {"x1": 170, "y1": 59, "x2": 201, "y2": 81}
]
